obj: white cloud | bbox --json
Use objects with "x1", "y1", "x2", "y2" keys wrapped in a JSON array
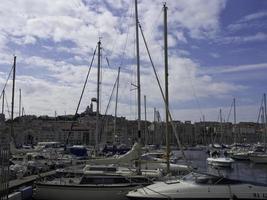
[
  {"x1": 227, "y1": 11, "x2": 267, "y2": 33},
  {"x1": 240, "y1": 11, "x2": 267, "y2": 23},
  {"x1": 168, "y1": 104, "x2": 261, "y2": 122},
  {"x1": 204, "y1": 62, "x2": 267, "y2": 74},
  {"x1": 0, "y1": 0, "x2": 250, "y2": 122},
  {"x1": 218, "y1": 32, "x2": 267, "y2": 44},
  {"x1": 210, "y1": 53, "x2": 220, "y2": 58}
]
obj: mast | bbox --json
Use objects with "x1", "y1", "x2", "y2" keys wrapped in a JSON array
[
  {"x1": 95, "y1": 40, "x2": 101, "y2": 154},
  {"x1": 233, "y1": 98, "x2": 236, "y2": 144},
  {"x1": 22, "y1": 107, "x2": 25, "y2": 116},
  {"x1": 135, "y1": 0, "x2": 141, "y2": 174},
  {"x1": 144, "y1": 95, "x2": 147, "y2": 145},
  {"x1": 219, "y1": 108, "x2": 223, "y2": 144},
  {"x1": 2, "y1": 89, "x2": 4, "y2": 114},
  {"x1": 264, "y1": 93, "x2": 267, "y2": 152},
  {"x1": 163, "y1": 2, "x2": 170, "y2": 174},
  {"x1": 19, "y1": 88, "x2": 21, "y2": 117},
  {"x1": 114, "y1": 67, "x2": 120, "y2": 143},
  {"x1": 9, "y1": 56, "x2": 16, "y2": 194},
  {"x1": 11, "y1": 56, "x2": 16, "y2": 132},
  {"x1": 203, "y1": 115, "x2": 206, "y2": 145},
  {"x1": 135, "y1": 0, "x2": 141, "y2": 141}
]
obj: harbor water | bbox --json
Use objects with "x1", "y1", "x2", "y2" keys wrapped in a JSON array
[{"x1": 175, "y1": 150, "x2": 267, "y2": 184}]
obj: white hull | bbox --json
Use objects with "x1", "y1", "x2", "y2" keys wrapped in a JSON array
[
  {"x1": 140, "y1": 162, "x2": 189, "y2": 175},
  {"x1": 207, "y1": 157, "x2": 234, "y2": 167},
  {"x1": 34, "y1": 184, "x2": 134, "y2": 200},
  {"x1": 127, "y1": 173, "x2": 267, "y2": 200}
]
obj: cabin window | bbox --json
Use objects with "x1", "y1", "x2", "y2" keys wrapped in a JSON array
[
  {"x1": 89, "y1": 167, "x2": 116, "y2": 172},
  {"x1": 112, "y1": 177, "x2": 129, "y2": 184},
  {"x1": 80, "y1": 177, "x2": 103, "y2": 184},
  {"x1": 131, "y1": 177, "x2": 150, "y2": 184}
]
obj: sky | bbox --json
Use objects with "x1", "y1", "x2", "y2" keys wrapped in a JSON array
[{"x1": 0, "y1": 0, "x2": 266, "y2": 123}]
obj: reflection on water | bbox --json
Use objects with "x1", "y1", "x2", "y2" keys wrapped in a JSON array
[{"x1": 174, "y1": 150, "x2": 267, "y2": 184}]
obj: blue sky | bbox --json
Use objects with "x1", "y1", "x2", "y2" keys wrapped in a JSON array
[{"x1": 0, "y1": 0, "x2": 266, "y2": 123}]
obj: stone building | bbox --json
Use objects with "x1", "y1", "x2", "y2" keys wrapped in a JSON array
[{"x1": 1, "y1": 108, "x2": 265, "y2": 147}]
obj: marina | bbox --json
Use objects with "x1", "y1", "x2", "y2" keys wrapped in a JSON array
[{"x1": 1, "y1": 0, "x2": 267, "y2": 200}]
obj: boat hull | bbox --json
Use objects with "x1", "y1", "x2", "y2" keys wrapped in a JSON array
[
  {"x1": 127, "y1": 171, "x2": 267, "y2": 200},
  {"x1": 249, "y1": 154, "x2": 267, "y2": 164},
  {"x1": 231, "y1": 153, "x2": 249, "y2": 161},
  {"x1": 127, "y1": 198, "x2": 267, "y2": 200},
  {"x1": 207, "y1": 158, "x2": 233, "y2": 167},
  {"x1": 34, "y1": 184, "x2": 138, "y2": 200},
  {"x1": 127, "y1": 183, "x2": 267, "y2": 200}
]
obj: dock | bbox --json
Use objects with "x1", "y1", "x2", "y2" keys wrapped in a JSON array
[{"x1": 9, "y1": 170, "x2": 56, "y2": 191}]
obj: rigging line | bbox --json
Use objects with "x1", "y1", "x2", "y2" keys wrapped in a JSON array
[
  {"x1": 140, "y1": 6, "x2": 163, "y2": 48},
  {"x1": 98, "y1": 72, "x2": 119, "y2": 141},
  {"x1": 139, "y1": 22, "x2": 191, "y2": 171},
  {"x1": 102, "y1": 0, "x2": 134, "y2": 65},
  {"x1": 116, "y1": 4, "x2": 133, "y2": 73},
  {"x1": 103, "y1": 55, "x2": 117, "y2": 115},
  {"x1": 66, "y1": 45, "x2": 97, "y2": 145},
  {"x1": 257, "y1": 95, "x2": 264, "y2": 123},
  {"x1": 96, "y1": 0, "x2": 101, "y2": 39},
  {"x1": 4, "y1": 93, "x2": 11, "y2": 118},
  {"x1": 217, "y1": 109, "x2": 220, "y2": 122},
  {"x1": 0, "y1": 63, "x2": 14, "y2": 100},
  {"x1": 186, "y1": 69, "x2": 205, "y2": 120},
  {"x1": 104, "y1": 72, "x2": 118, "y2": 116},
  {"x1": 226, "y1": 100, "x2": 234, "y2": 123}
]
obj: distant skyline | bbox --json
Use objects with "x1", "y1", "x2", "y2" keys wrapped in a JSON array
[{"x1": 0, "y1": 0, "x2": 266, "y2": 123}]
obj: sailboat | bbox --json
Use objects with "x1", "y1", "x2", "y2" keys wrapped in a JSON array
[
  {"x1": 249, "y1": 94, "x2": 267, "y2": 164},
  {"x1": 127, "y1": 3, "x2": 267, "y2": 200},
  {"x1": 33, "y1": 1, "x2": 165, "y2": 200},
  {"x1": 127, "y1": 171, "x2": 267, "y2": 200},
  {"x1": 33, "y1": 144, "x2": 161, "y2": 200},
  {"x1": 207, "y1": 109, "x2": 234, "y2": 168}
]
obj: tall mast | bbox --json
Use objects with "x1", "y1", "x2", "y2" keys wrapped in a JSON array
[
  {"x1": 203, "y1": 115, "x2": 206, "y2": 145},
  {"x1": 144, "y1": 95, "x2": 147, "y2": 145},
  {"x1": 22, "y1": 107, "x2": 25, "y2": 116},
  {"x1": 114, "y1": 67, "x2": 120, "y2": 143},
  {"x1": 135, "y1": 0, "x2": 141, "y2": 141},
  {"x1": 95, "y1": 40, "x2": 101, "y2": 154},
  {"x1": 163, "y1": 3, "x2": 170, "y2": 174},
  {"x1": 135, "y1": 0, "x2": 141, "y2": 174},
  {"x1": 11, "y1": 56, "x2": 16, "y2": 128},
  {"x1": 2, "y1": 89, "x2": 5, "y2": 114},
  {"x1": 219, "y1": 108, "x2": 223, "y2": 144},
  {"x1": 264, "y1": 93, "x2": 267, "y2": 152},
  {"x1": 233, "y1": 98, "x2": 236, "y2": 144},
  {"x1": 19, "y1": 88, "x2": 21, "y2": 117}
]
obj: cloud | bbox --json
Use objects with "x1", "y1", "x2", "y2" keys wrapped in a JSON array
[
  {"x1": 168, "y1": 104, "x2": 260, "y2": 122},
  {"x1": 239, "y1": 11, "x2": 267, "y2": 23},
  {"x1": 218, "y1": 32, "x2": 267, "y2": 44},
  {"x1": 210, "y1": 53, "x2": 220, "y2": 58},
  {"x1": 227, "y1": 11, "x2": 267, "y2": 33},
  {"x1": 0, "y1": 0, "x2": 249, "y2": 122},
  {"x1": 204, "y1": 62, "x2": 267, "y2": 74}
]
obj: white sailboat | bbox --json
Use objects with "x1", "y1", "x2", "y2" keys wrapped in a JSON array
[
  {"x1": 207, "y1": 157, "x2": 234, "y2": 168},
  {"x1": 33, "y1": 2, "x2": 165, "y2": 200},
  {"x1": 249, "y1": 94, "x2": 267, "y2": 164},
  {"x1": 34, "y1": 174, "x2": 153, "y2": 200},
  {"x1": 127, "y1": 172, "x2": 267, "y2": 200},
  {"x1": 127, "y1": 3, "x2": 267, "y2": 200},
  {"x1": 207, "y1": 109, "x2": 234, "y2": 168}
]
